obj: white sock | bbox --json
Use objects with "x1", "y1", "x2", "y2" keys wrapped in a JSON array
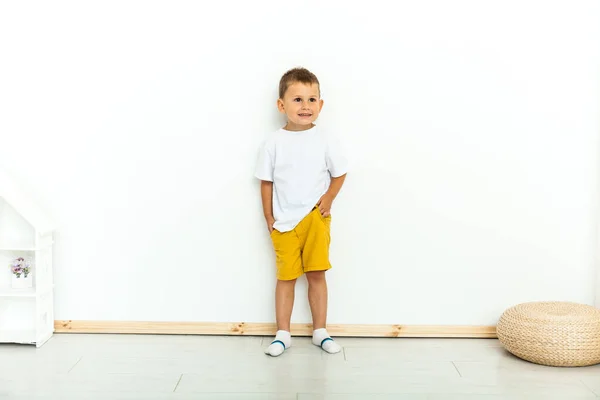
[
  {"x1": 265, "y1": 330, "x2": 291, "y2": 357},
  {"x1": 312, "y1": 328, "x2": 341, "y2": 354}
]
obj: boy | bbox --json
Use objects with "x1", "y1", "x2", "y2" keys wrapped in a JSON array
[{"x1": 254, "y1": 67, "x2": 348, "y2": 357}]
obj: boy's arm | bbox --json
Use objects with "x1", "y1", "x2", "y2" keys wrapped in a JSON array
[
  {"x1": 261, "y1": 180, "x2": 275, "y2": 233},
  {"x1": 318, "y1": 173, "x2": 347, "y2": 217},
  {"x1": 326, "y1": 174, "x2": 346, "y2": 199}
]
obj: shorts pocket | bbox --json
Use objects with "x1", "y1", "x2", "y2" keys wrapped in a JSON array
[{"x1": 316, "y1": 209, "x2": 331, "y2": 223}]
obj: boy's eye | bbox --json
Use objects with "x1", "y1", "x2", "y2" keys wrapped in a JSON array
[
  {"x1": 294, "y1": 98, "x2": 301, "y2": 102},
  {"x1": 309, "y1": 98, "x2": 316, "y2": 102}
]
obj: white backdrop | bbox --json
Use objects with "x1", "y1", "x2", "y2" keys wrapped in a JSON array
[{"x1": 1, "y1": 1, "x2": 599, "y2": 326}]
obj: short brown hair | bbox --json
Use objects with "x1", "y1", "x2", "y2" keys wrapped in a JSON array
[{"x1": 279, "y1": 67, "x2": 320, "y2": 99}]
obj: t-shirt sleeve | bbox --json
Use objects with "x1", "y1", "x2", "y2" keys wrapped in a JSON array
[
  {"x1": 325, "y1": 134, "x2": 348, "y2": 178},
  {"x1": 254, "y1": 140, "x2": 274, "y2": 182}
]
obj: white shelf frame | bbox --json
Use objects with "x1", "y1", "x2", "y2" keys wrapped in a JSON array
[
  {"x1": 0, "y1": 246, "x2": 53, "y2": 252},
  {"x1": 0, "y1": 285, "x2": 54, "y2": 298},
  {"x1": 0, "y1": 329, "x2": 36, "y2": 345},
  {"x1": 0, "y1": 193, "x2": 56, "y2": 348}
]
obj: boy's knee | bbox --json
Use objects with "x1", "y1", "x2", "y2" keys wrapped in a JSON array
[
  {"x1": 277, "y1": 278, "x2": 297, "y2": 285},
  {"x1": 306, "y1": 271, "x2": 326, "y2": 285}
]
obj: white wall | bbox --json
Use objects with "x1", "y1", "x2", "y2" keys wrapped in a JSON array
[{"x1": 1, "y1": 0, "x2": 599, "y2": 326}]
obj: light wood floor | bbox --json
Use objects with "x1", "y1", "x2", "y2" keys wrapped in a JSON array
[{"x1": 0, "y1": 333, "x2": 598, "y2": 399}]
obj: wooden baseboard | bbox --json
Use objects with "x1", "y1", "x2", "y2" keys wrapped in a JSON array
[{"x1": 54, "y1": 320, "x2": 497, "y2": 338}]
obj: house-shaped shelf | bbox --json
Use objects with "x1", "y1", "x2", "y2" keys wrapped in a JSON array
[{"x1": 0, "y1": 167, "x2": 56, "y2": 347}]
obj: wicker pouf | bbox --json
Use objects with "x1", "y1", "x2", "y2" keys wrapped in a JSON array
[{"x1": 496, "y1": 301, "x2": 600, "y2": 367}]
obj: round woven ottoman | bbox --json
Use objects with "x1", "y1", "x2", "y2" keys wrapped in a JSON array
[{"x1": 496, "y1": 301, "x2": 600, "y2": 367}]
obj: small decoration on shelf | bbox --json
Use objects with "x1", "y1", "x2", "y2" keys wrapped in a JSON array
[
  {"x1": 11, "y1": 257, "x2": 30, "y2": 278},
  {"x1": 10, "y1": 257, "x2": 33, "y2": 289}
]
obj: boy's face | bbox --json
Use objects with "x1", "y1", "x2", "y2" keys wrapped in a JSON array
[{"x1": 277, "y1": 82, "x2": 323, "y2": 131}]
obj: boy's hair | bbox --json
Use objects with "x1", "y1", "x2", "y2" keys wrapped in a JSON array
[{"x1": 279, "y1": 67, "x2": 320, "y2": 99}]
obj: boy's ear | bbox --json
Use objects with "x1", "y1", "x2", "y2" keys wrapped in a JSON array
[
  {"x1": 277, "y1": 98, "x2": 285, "y2": 113},
  {"x1": 319, "y1": 99, "x2": 324, "y2": 112}
]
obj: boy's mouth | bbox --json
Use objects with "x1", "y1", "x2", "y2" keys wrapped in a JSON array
[{"x1": 298, "y1": 113, "x2": 312, "y2": 117}]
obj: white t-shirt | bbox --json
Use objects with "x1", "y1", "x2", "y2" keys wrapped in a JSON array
[{"x1": 254, "y1": 125, "x2": 348, "y2": 232}]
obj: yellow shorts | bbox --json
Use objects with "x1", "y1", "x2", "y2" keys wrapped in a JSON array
[{"x1": 270, "y1": 207, "x2": 332, "y2": 280}]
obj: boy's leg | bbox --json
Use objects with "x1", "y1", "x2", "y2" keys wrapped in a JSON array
[
  {"x1": 302, "y1": 209, "x2": 341, "y2": 354},
  {"x1": 265, "y1": 278, "x2": 296, "y2": 357},
  {"x1": 266, "y1": 229, "x2": 302, "y2": 357},
  {"x1": 306, "y1": 271, "x2": 327, "y2": 329},
  {"x1": 276, "y1": 278, "x2": 297, "y2": 332},
  {"x1": 306, "y1": 271, "x2": 341, "y2": 354}
]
